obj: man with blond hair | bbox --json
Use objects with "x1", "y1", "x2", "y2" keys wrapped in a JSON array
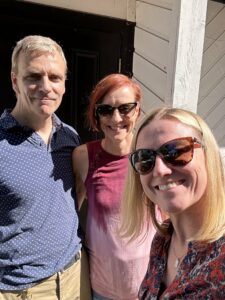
[{"x1": 0, "y1": 35, "x2": 91, "y2": 300}]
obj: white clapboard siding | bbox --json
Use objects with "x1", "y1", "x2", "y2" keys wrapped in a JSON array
[
  {"x1": 133, "y1": 78, "x2": 164, "y2": 113},
  {"x1": 134, "y1": 0, "x2": 172, "y2": 111},
  {"x1": 205, "y1": 0, "x2": 224, "y2": 24},
  {"x1": 136, "y1": 1, "x2": 172, "y2": 40},
  {"x1": 133, "y1": 53, "x2": 167, "y2": 101},
  {"x1": 23, "y1": 0, "x2": 136, "y2": 21},
  {"x1": 201, "y1": 30, "x2": 225, "y2": 77},
  {"x1": 211, "y1": 116, "x2": 225, "y2": 144},
  {"x1": 134, "y1": 27, "x2": 169, "y2": 72},
  {"x1": 199, "y1": 52, "x2": 225, "y2": 101},
  {"x1": 205, "y1": 95, "x2": 225, "y2": 128},
  {"x1": 141, "y1": 0, "x2": 173, "y2": 10},
  {"x1": 198, "y1": 2, "x2": 225, "y2": 147},
  {"x1": 203, "y1": 6, "x2": 225, "y2": 50},
  {"x1": 199, "y1": 76, "x2": 225, "y2": 117}
]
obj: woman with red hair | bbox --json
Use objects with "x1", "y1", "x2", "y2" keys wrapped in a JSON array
[{"x1": 73, "y1": 74, "x2": 157, "y2": 300}]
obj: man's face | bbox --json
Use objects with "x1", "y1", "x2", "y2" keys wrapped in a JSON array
[{"x1": 11, "y1": 51, "x2": 66, "y2": 120}]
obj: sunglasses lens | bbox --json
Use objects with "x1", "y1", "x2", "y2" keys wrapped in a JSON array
[
  {"x1": 96, "y1": 103, "x2": 137, "y2": 117},
  {"x1": 118, "y1": 103, "x2": 137, "y2": 115},
  {"x1": 161, "y1": 138, "x2": 193, "y2": 165},
  {"x1": 130, "y1": 149, "x2": 155, "y2": 175},
  {"x1": 96, "y1": 105, "x2": 113, "y2": 116},
  {"x1": 130, "y1": 137, "x2": 196, "y2": 175}
]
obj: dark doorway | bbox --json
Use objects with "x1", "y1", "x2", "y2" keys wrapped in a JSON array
[{"x1": 0, "y1": 1, "x2": 135, "y2": 143}]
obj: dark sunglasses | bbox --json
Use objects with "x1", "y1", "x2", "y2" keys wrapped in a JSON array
[
  {"x1": 130, "y1": 137, "x2": 204, "y2": 175},
  {"x1": 95, "y1": 102, "x2": 137, "y2": 117}
]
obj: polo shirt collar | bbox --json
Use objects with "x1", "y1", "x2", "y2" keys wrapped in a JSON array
[{"x1": 1, "y1": 109, "x2": 63, "y2": 131}]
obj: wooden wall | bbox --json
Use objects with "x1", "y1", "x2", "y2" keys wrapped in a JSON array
[
  {"x1": 198, "y1": 0, "x2": 225, "y2": 150},
  {"x1": 20, "y1": 0, "x2": 225, "y2": 158},
  {"x1": 133, "y1": 0, "x2": 224, "y2": 161},
  {"x1": 21, "y1": 0, "x2": 136, "y2": 21},
  {"x1": 133, "y1": 0, "x2": 172, "y2": 112}
]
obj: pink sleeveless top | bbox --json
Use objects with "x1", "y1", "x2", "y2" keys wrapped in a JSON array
[{"x1": 85, "y1": 140, "x2": 156, "y2": 300}]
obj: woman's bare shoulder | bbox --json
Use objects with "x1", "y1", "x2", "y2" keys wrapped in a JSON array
[
  {"x1": 73, "y1": 143, "x2": 88, "y2": 158},
  {"x1": 72, "y1": 144, "x2": 88, "y2": 179}
]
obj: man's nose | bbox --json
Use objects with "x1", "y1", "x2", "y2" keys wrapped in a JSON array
[{"x1": 40, "y1": 76, "x2": 52, "y2": 92}]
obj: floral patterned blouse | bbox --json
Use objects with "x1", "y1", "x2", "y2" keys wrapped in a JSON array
[{"x1": 139, "y1": 224, "x2": 225, "y2": 299}]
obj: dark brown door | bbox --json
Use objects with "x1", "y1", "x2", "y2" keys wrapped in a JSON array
[{"x1": 0, "y1": 1, "x2": 134, "y2": 143}]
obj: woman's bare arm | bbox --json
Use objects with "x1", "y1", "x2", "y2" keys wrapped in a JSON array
[{"x1": 72, "y1": 144, "x2": 89, "y2": 210}]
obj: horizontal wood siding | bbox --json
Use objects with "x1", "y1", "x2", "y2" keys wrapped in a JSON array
[
  {"x1": 133, "y1": 53, "x2": 167, "y2": 100},
  {"x1": 136, "y1": 80, "x2": 165, "y2": 113},
  {"x1": 198, "y1": 1, "x2": 225, "y2": 147},
  {"x1": 134, "y1": 27, "x2": 168, "y2": 72},
  {"x1": 134, "y1": 0, "x2": 173, "y2": 112},
  {"x1": 22, "y1": 0, "x2": 136, "y2": 21},
  {"x1": 141, "y1": 0, "x2": 173, "y2": 9},
  {"x1": 136, "y1": 1, "x2": 171, "y2": 40}
]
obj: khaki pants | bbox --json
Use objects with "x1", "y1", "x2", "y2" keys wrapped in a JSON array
[{"x1": 0, "y1": 249, "x2": 91, "y2": 300}]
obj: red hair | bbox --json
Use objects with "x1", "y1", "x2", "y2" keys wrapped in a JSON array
[{"x1": 87, "y1": 73, "x2": 141, "y2": 131}]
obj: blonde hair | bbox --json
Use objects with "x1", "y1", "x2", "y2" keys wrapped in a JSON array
[
  {"x1": 11, "y1": 35, "x2": 67, "y2": 75},
  {"x1": 121, "y1": 107, "x2": 225, "y2": 242}
]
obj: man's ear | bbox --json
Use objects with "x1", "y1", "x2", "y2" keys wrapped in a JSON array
[{"x1": 11, "y1": 72, "x2": 20, "y2": 94}]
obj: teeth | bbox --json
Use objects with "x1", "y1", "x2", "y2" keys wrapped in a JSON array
[
  {"x1": 111, "y1": 126, "x2": 125, "y2": 130},
  {"x1": 158, "y1": 182, "x2": 178, "y2": 191}
]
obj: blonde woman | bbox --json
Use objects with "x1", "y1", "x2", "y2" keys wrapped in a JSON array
[{"x1": 122, "y1": 107, "x2": 225, "y2": 299}]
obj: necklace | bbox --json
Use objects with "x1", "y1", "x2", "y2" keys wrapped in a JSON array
[
  {"x1": 171, "y1": 236, "x2": 187, "y2": 269},
  {"x1": 174, "y1": 253, "x2": 186, "y2": 268}
]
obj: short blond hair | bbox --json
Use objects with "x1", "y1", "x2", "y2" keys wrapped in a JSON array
[
  {"x1": 11, "y1": 35, "x2": 67, "y2": 75},
  {"x1": 121, "y1": 107, "x2": 225, "y2": 242}
]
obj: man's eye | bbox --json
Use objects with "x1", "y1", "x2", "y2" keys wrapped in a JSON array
[
  {"x1": 26, "y1": 74, "x2": 41, "y2": 81},
  {"x1": 49, "y1": 75, "x2": 61, "y2": 82}
]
